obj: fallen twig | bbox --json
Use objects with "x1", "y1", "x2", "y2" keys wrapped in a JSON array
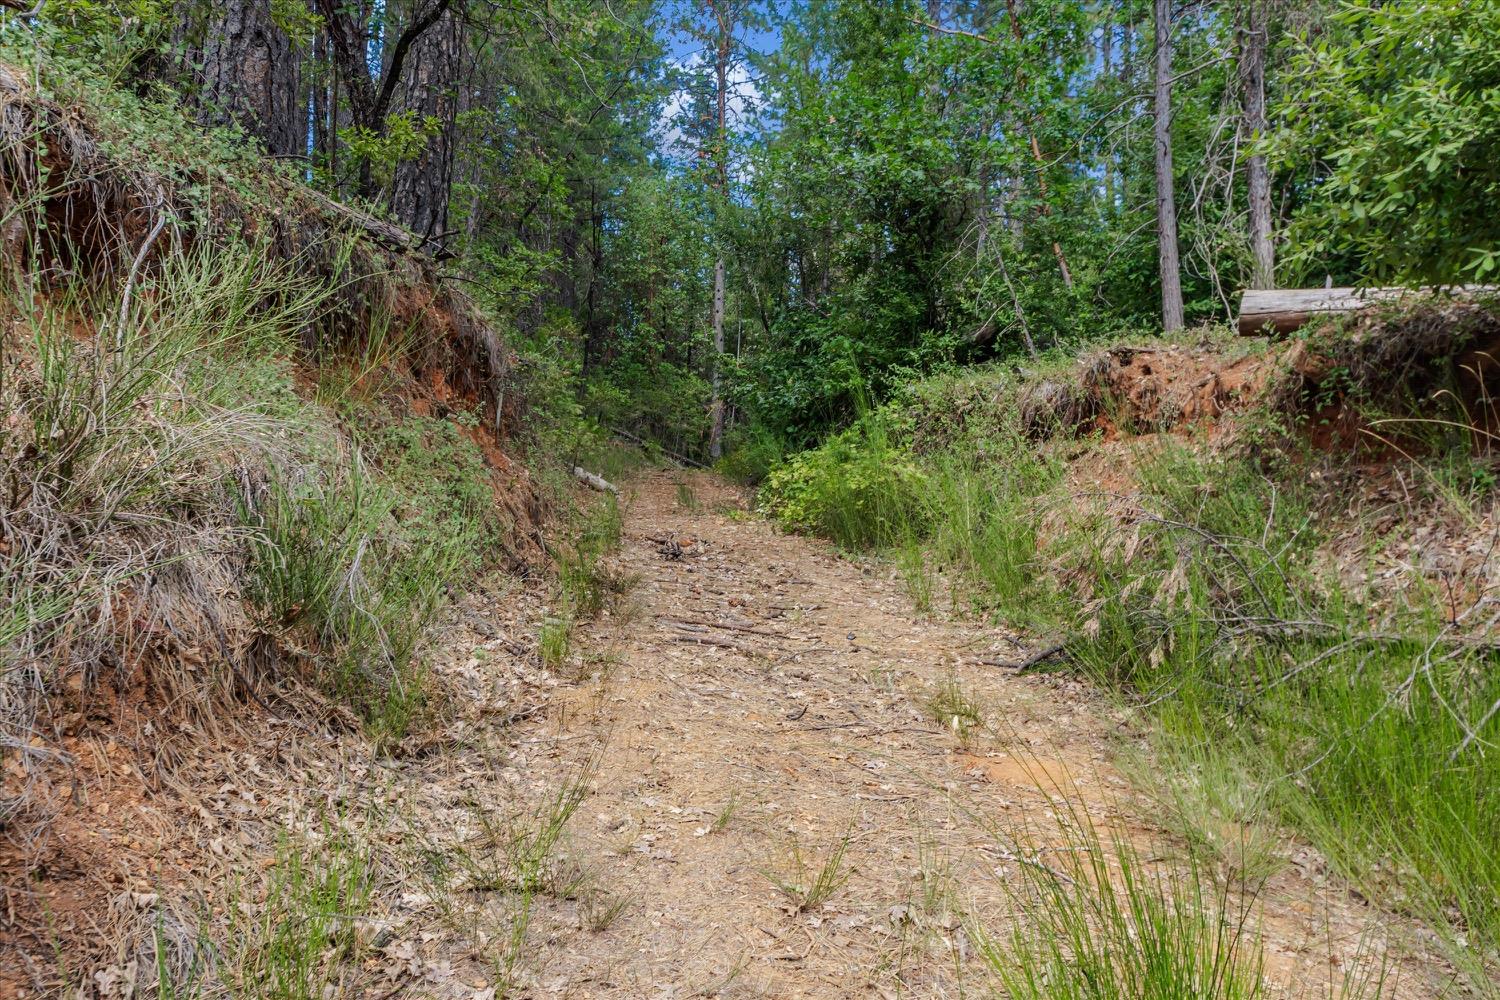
[
  {"x1": 980, "y1": 641, "x2": 1067, "y2": 671},
  {"x1": 671, "y1": 633, "x2": 767, "y2": 655}
]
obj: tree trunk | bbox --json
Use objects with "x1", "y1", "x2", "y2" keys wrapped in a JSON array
[
  {"x1": 1101, "y1": 11, "x2": 1114, "y2": 211},
  {"x1": 1153, "y1": 0, "x2": 1184, "y2": 331},
  {"x1": 391, "y1": 8, "x2": 463, "y2": 240},
  {"x1": 1239, "y1": 0, "x2": 1275, "y2": 289},
  {"x1": 312, "y1": 0, "x2": 454, "y2": 202},
  {"x1": 707, "y1": 0, "x2": 731, "y2": 461},
  {"x1": 710, "y1": 257, "x2": 726, "y2": 458},
  {"x1": 199, "y1": 0, "x2": 301, "y2": 155}
]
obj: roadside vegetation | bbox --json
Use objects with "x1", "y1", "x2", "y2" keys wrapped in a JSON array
[
  {"x1": 758, "y1": 308, "x2": 1500, "y2": 993},
  {"x1": 0, "y1": 36, "x2": 635, "y2": 995}
]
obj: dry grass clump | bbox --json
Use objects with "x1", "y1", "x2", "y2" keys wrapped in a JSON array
[
  {"x1": 0, "y1": 242, "x2": 327, "y2": 820},
  {"x1": 0, "y1": 53, "x2": 518, "y2": 431},
  {"x1": 0, "y1": 234, "x2": 517, "y2": 834}
]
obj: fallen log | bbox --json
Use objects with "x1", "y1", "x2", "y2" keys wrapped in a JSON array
[
  {"x1": 1238, "y1": 285, "x2": 1495, "y2": 337},
  {"x1": 572, "y1": 466, "x2": 618, "y2": 495}
]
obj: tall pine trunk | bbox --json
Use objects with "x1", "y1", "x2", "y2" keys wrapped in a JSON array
[
  {"x1": 707, "y1": 1, "x2": 731, "y2": 461},
  {"x1": 1240, "y1": 0, "x2": 1275, "y2": 289},
  {"x1": 1153, "y1": 0, "x2": 1184, "y2": 331},
  {"x1": 1101, "y1": 12, "x2": 1114, "y2": 211},
  {"x1": 392, "y1": 9, "x2": 463, "y2": 241},
  {"x1": 199, "y1": 0, "x2": 301, "y2": 155}
]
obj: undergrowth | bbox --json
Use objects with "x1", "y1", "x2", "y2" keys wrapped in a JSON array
[
  {"x1": 976, "y1": 809, "x2": 1269, "y2": 1000},
  {"x1": 1, "y1": 230, "x2": 516, "y2": 771},
  {"x1": 758, "y1": 340, "x2": 1500, "y2": 992},
  {"x1": 537, "y1": 492, "x2": 627, "y2": 670}
]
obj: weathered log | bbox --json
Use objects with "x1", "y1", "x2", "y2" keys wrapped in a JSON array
[
  {"x1": 572, "y1": 466, "x2": 618, "y2": 495},
  {"x1": 305, "y1": 188, "x2": 455, "y2": 260},
  {"x1": 1238, "y1": 286, "x2": 1495, "y2": 337}
]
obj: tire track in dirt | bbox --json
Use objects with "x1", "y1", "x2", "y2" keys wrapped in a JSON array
[{"x1": 495, "y1": 472, "x2": 1445, "y2": 999}]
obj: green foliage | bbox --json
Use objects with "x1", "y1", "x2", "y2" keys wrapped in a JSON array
[
  {"x1": 716, "y1": 424, "x2": 786, "y2": 485},
  {"x1": 759, "y1": 368, "x2": 1062, "y2": 620},
  {"x1": 1279, "y1": 1, "x2": 1500, "y2": 283},
  {"x1": 556, "y1": 495, "x2": 622, "y2": 620},
  {"x1": 232, "y1": 826, "x2": 372, "y2": 1000},
  {"x1": 759, "y1": 417, "x2": 930, "y2": 550},
  {"x1": 538, "y1": 494, "x2": 625, "y2": 670},
  {"x1": 341, "y1": 111, "x2": 442, "y2": 190},
  {"x1": 357, "y1": 412, "x2": 504, "y2": 561},
  {"x1": 240, "y1": 447, "x2": 467, "y2": 740}
]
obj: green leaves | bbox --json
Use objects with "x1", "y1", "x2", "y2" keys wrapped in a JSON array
[{"x1": 1279, "y1": 1, "x2": 1500, "y2": 283}]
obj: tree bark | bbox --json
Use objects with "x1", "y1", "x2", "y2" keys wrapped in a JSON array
[
  {"x1": 1101, "y1": 11, "x2": 1114, "y2": 211},
  {"x1": 391, "y1": 7, "x2": 463, "y2": 240},
  {"x1": 199, "y1": 0, "x2": 301, "y2": 155},
  {"x1": 312, "y1": 0, "x2": 454, "y2": 200},
  {"x1": 1153, "y1": 0, "x2": 1184, "y2": 331},
  {"x1": 1239, "y1": 0, "x2": 1275, "y2": 289}
]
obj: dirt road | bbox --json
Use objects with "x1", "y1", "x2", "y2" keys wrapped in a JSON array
[{"x1": 466, "y1": 472, "x2": 1420, "y2": 999}]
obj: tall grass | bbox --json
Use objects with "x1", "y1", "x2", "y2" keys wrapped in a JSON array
[
  {"x1": 976, "y1": 815, "x2": 1267, "y2": 1000},
  {"x1": 1, "y1": 240, "x2": 334, "y2": 769},
  {"x1": 536, "y1": 494, "x2": 627, "y2": 670},
  {"x1": 1065, "y1": 444, "x2": 1500, "y2": 990},
  {"x1": 2, "y1": 233, "x2": 503, "y2": 765},
  {"x1": 230, "y1": 826, "x2": 373, "y2": 1000},
  {"x1": 759, "y1": 379, "x2": 1500, "y2": 991},
  {"x1": 240, "y1": 450, "x2": 472, "y2": 740}
]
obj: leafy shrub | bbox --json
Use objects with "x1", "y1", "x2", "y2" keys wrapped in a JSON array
[
  {"x1": 759, "y1": 418, "x2": 929, "y2": 549},
  {"x1": 1279, "y1": 1, "x2": 1500, "y2": 283},
  {"x1": 717, "y1": 424, "x2": 788, "y2": 485},
  {"x1": 358, "y1": 412, "x2": 504, "y2": 562}
]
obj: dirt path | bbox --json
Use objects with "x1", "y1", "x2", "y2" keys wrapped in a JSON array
[
  {"x1": 4, "y1": 471, "x2": 1447, "y2": 998},
  {"x1": 467, "y1": 472, "x2": 1430, "y2": 999}
]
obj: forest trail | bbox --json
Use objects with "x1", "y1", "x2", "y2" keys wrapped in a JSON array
[{"x1": 487, "y1": 471, "x2": 1431, "y2": 999}]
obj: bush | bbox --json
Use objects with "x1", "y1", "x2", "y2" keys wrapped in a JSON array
[{"x1": 759, "y1": 417, "x2": 930, "y2": 549}]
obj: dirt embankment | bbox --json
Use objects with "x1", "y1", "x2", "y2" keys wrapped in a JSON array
[{"x1": 0, "y1": 59, "x2": 550, "y2": 993}]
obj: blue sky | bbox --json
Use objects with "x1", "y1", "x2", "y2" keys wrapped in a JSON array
[
  {"x1": 657, "y1": 0, "x2": 782, "y2": 62},
  {"x1": 653, "y1": 2, "x2": 782, "y2": 162}
]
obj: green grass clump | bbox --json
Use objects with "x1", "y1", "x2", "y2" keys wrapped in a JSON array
[
  {"x1": 760, "y1": 413, "x2": 930, "y2": 550},
  {"x1": 146, "y1": 821, "x2": 374, "y2": 1000},
  {"x1": 762, "y1": 827, "x2": 853, "y2": 912},
  {"x1": 1066, "y1": 443, "x2": 1500, "y2": 991},
  {"x1": 538, "y1": 614, "x2": 574, "y2": 670},
  {"x1": 241, "y1": 449, "x2": 470, "y2": 741},
  {"x1": 977, "y1": 817, "x2": 1266, "y2": 1000},
  {"x1": 231, "y1": 827, "x2": 373, "y2": 1000},
  {"x1": 556, "y1": 495, "x2": 623, "y2": 617}
]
